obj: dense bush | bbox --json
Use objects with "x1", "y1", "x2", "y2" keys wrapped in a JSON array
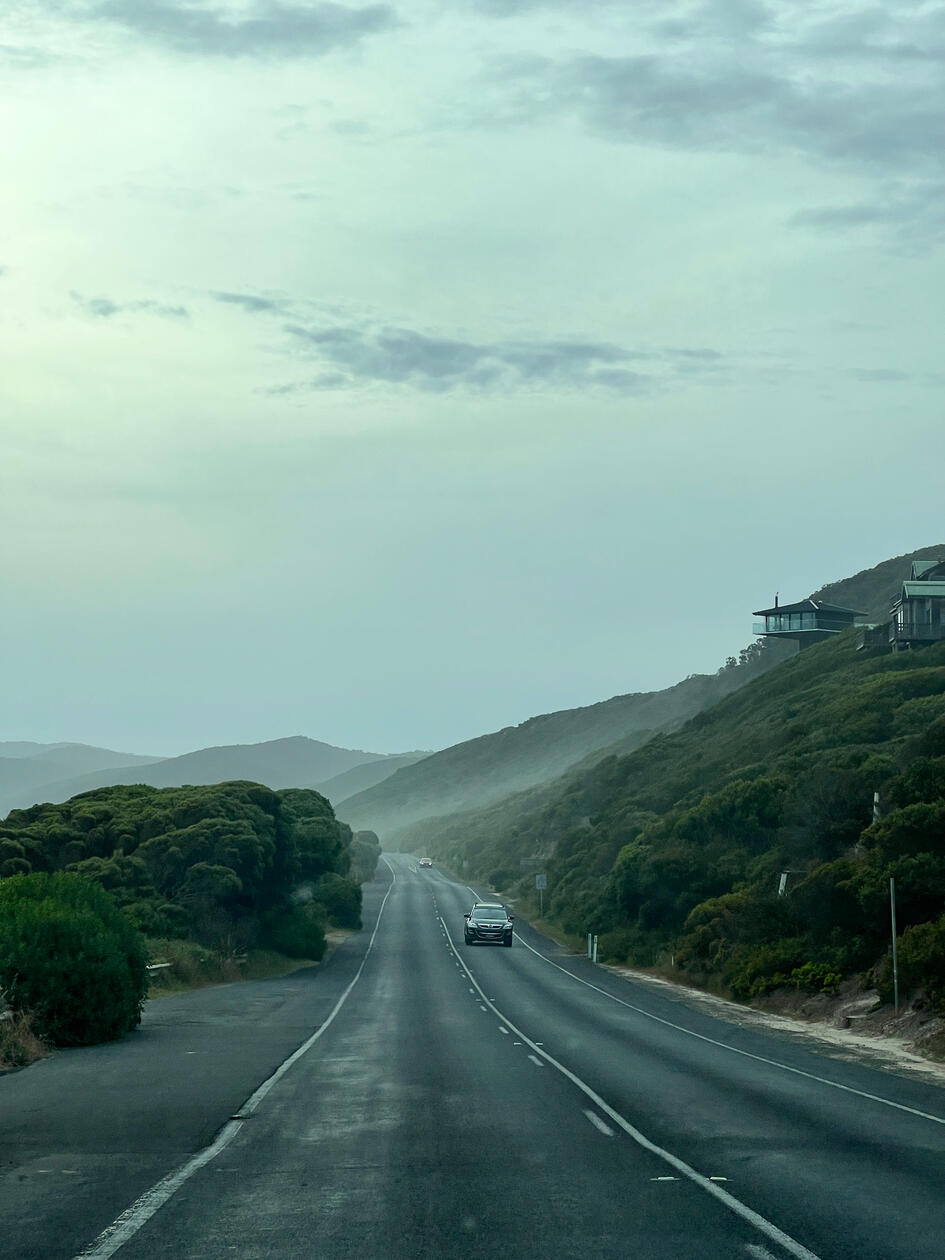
[
  {"x1": 312, "y1": 873, "x2": 362, "y2": 929},
  {"x1": 0, "y1": 781, "x2": 360, "y2": 965},
  {"x1": 263, "y1": 902, "x2": 328, "y2": 960},
  {"x1": 0, "y1": 873, "x2": 148, "y2": 1046},
  {"x1": 881, "y1": 915, "x2": 945, "y2": 1012}
]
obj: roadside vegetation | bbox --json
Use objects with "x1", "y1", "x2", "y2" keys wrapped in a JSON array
[
  {"x1": 0, "y1": 782, "x2": 376, "y2": 1061},
  {"x1": 418, "y1": 634, "x2": 945, "y2": 1012}
]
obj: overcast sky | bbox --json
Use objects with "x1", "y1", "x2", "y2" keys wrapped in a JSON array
[{"x1": 2, "y1": 0, "x2": 944, "y2": 758}]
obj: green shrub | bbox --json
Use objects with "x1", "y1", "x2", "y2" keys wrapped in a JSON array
[
  {"x1": 0, "y1": 873, "x2": 148, "y2": 1046},
  {"x1": 789, "y1": 962, "x2": 843, "y2": 995},
  {"x1": 312, "y1": 873, "x2": 362, "y2": 929},
  {"x1": 881, "y1": 915, "x2": 945, "y2": 1011},
  {"x1": 263, "y1": 902, "x2": 328, "y2": 960}
]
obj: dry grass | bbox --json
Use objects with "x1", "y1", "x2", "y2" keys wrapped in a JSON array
[{"x1": 0, "y1": 1009, "x2": 50, "y2": 1072}]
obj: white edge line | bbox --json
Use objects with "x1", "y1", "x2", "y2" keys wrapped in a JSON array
[
  {"x1": 74, "y1": 863, "x2": 398, "y2": 1260},
  {"x1": 439, "y1": 914, "x2": 822, "y2": 1260},
  {"x1": 512, "y1": 929, "x2": 945, "y2": 1128}
]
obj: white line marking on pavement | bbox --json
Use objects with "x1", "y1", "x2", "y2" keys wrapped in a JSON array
[
  {"x1": 583, "y1": 1109, "x2": 615, "y2": 1137},
  {"x1": 511, "y1": 931, "x2": 945, "y2": 1128},
  {"x1": 527, "y1": 1053, "x2": 544, "y2": 1067},
  {"x1": 651, "y1": 1176, "x2": 678, "y2": 1182},
  {"x1": 479, "y1": 1004, "x2": 488, "y2": 1012},
  {"x1": 499, "y1": 1027, "x2": 509, "y2": 1035},
  {"x1": 439, "y1": 915, "x2": 822, "y2": 1260},
  {"x1": 74, "y1": 865, "x2": 399, "y2": 1260},
  {"x1": 744, "y1": 1247, "x2": 778, "y2": 1260},
  {"x1": 710, "y1": 1176, "x2": 729, "y2": 1182}
]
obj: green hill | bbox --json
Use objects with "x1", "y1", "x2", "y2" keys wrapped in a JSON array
[
  {"x1": 426, "y1": 632, "x2": 945, "y2": 1006},
  {"x1": 338, "y1": 642, "x2": 794, "y2": 838}
]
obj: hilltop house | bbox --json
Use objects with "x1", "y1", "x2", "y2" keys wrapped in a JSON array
[
  {"x1": 752, "y1": 596, "x2": 864, "y2": 648},
  {"x1": 889, "y1": 559, "x2": 945, "y2": 650}
]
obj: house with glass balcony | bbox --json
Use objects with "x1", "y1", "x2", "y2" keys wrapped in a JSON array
[
  {"x1": 752, "y1": 597, "x2": 864, "y2": 648},
  {"x1": 889, "y1": 559, "x2": 945, "y2": 650}
]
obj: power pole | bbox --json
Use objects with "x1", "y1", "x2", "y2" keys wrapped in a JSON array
[{"x1": 890, "y1": 876, "x2": 900, "y2": 1015}]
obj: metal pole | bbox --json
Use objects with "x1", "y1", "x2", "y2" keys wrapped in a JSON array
[
  {"x1": 873, "y1": 791, "x2": 881, "y2": 824},
  {"x1": 890, "y1": 877, "x2": 900, "y2": 1015},
  {"x1": 539, "y1": 888, "x2": 543, "y2": 917},
  {"x1": 592, "y1": 935, "x2": 598, "y2": 964},
  {"x1": 587, "y1": 933, "x2": 592, "y2": 959}
]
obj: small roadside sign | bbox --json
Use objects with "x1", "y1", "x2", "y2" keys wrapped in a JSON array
[{"x1": 535, "y1": 874, "x2": 547, "y2": 889}]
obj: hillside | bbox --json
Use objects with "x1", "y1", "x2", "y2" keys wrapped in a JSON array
[
  {"x1": 811, "y1": 544, "x2": 945, "y2": 623},
  {"x1": 338, "y1": 641, "x2": 793, "y2": 839},
  {"x1": 425, "y1": 630, "x2": 945, "y2": 1006},
  {"x1": 0, "y1": 744, "x2": 163, "y2": 817},
  {"x1": 1, "y1": 737, "x2": 400, "y2": 814},
  {"x1": 315, "y1": 752, "x2": 430, "y2": 806}
]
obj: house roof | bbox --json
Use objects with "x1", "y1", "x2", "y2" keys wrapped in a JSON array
[
  {"x1": 752, "y1": 598, "x2": 865, "y2": 618},
  {"x1": 910, "y1": 559, "x2": 945, "y2": 580},
  {"x1": 902, "y1": 581, "x2": 945, "y2": 599}
]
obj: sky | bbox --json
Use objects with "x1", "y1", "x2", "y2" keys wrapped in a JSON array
[{"x1": 2, "y1": 0, "x2": 944, "y2": 758}]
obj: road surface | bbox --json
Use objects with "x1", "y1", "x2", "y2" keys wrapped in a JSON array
[{"x1": 4, "y1": 854, "x2": 945, "y2": 1259}]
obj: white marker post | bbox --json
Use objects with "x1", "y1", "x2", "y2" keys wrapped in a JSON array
[
  {"x1": 592, "y1": 935, "x2": 599, "y2": 964},
  {"x1": 535, "y1": 872, "x2": 546, "y2": 917}
]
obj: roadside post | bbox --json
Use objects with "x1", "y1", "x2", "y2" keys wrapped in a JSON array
[
  {"x1": 587, "y1": 933, "x2": 592, "y2": 959},
  {"x1": 535, "y1": 872, "x2": 546, "y2": 917},
  {"x1": 890, "y1": 876, "x2": 900, "y2": 1015},
  {"x1": 592, "y1": 935, "x2": 599, "y2": 964}
]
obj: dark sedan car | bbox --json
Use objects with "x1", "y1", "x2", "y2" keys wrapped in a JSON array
[{"x1": 463, "y1": 902, "x2": 513, "y2": 947}]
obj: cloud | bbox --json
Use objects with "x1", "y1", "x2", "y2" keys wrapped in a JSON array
[
  {"x1": 466, "y1": 1, "x2": 945, "y2": 238},
  {"x1": 280, "y1": 321, "x2": 658, "y2": 392},
  {"x1": 210, "y1": 288, "x2": 730, "y2": 394},
  {"x1": 71, "y1": 292, "x2": 190, "y2": 320},
  {"x1": 91, "y1": 0, "x2": 399, "y2": 58},
  {"x1": 789, "y1": 180, "x2": 945, "y2": 248},
  {"x1": 211, "y1": 290, "x2": 289, "y2": 314},
  {"x1": 850, "y1": 368, "x2": 910, "y2": 383}
]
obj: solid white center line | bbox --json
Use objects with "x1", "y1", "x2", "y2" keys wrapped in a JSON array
[
  {"x1": 583, "y1": 1109, "x2": 615, "y2": 1137},
  {"x1": 527, "y1": 1053, "x2": 544, "y2": 1068}
]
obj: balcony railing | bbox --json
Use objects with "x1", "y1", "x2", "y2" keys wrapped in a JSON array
[
  {"x1": 890, "y1": 622, "x2": 945, "y2": 643},
  {"x1": 753, "y1": 619, "x2": 849, "y2": 635}
]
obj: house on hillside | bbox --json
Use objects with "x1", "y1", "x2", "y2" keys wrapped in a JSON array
[
  {"x1": 889, "y1": 559, "x2": 945, "y2": 650},
  {"x1": 752, "y1": 596, "x2": 864, "y2": 648}
]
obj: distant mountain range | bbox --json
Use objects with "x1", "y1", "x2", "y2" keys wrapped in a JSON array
[{"x1": 0, "y1": 737, "x2": 429, "y2": 818}]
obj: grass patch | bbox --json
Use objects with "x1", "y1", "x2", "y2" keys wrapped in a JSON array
[
  {"x1": 0, "y1": 1008, "x2": 50, "y2": 1072},
  {"x1": 145, "y1": 938, "x2": 330, "y2": 999}
]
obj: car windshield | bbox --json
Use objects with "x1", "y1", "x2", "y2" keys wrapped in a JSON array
[{"x1": 472, "y1": 907, "x2": 507, "y2": 920}]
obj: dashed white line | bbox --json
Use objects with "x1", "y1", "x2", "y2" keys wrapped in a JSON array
[
  {"x1": 438, "y1": 913, "x2": 821, "y2": 1260},
  {"x1": 583, "y1": 1109, "x2": 614, "y2": 1137},
  {"x1": 744, "y1": 1247, "x2": 778, "y2": 1260},
  {"x1": 527, "y1": 1053, "x2": 544, "y2": 1068},
  {"x1": 499, "y1": 1027, "x2": 509, "y2": 1035}
]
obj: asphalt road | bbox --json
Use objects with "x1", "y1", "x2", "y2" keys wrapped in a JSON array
[{"x1": 5, "y1": 855, "x2": 945, "y2": 1259}]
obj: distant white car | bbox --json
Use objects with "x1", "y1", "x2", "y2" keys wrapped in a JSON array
[{"x1": 418, "y1": 858, "x2": 433, "y2": 868}]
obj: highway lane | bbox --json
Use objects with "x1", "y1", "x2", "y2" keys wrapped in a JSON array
[
  {"x1": 65, "y1": 855, "x2": 945, "y2": 1259},
  {"x1": 0, "y1": 881, "x2": 393, "y2": 1260}
]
